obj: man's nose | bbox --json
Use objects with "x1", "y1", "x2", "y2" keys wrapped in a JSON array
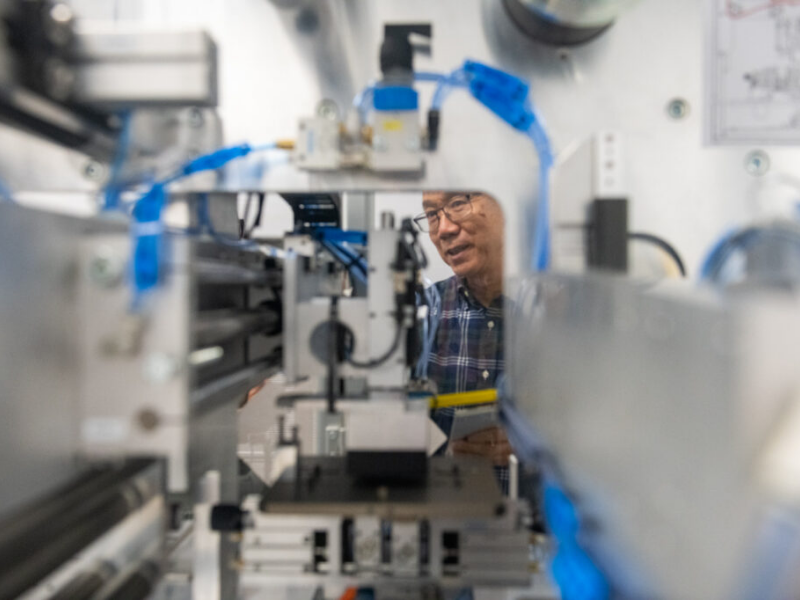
[{"x1": 437, "y1": 211, "x2": 460, "y2": 238}]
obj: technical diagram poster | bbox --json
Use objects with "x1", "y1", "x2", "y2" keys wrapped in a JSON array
[{"x1": 707, "y1": 0, "x2": 800, "y2": 144}]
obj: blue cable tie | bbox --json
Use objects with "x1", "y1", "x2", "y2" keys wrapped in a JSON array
[{"x1": 132, "y1": 183, "x2": 167, "y2": 298}]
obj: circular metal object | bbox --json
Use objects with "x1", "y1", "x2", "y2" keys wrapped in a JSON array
[
  {"x1": 143, "y1": 352, "x2": 178, "y2": 384},
  {"x1": 372, "y1": 134, "x2": 387, "y2": 152},
  {"x1": 666, "y1": 98, "x2": 689, "y2": 120},
  {"x1": 89, "y1": 247, "x2": 124, "y2": 288},
  {"x1": 83, "y1": 160, "x2": 106, "y2": 181},
  {"x1": 50, "y1": 3, "x2": 74, "y2": 24},
  {"x1": 47, "y1": 3, "x2": 75, "y2": 46},
  {"x1": 405, "y1": 135, "x2": 421, "y2": 152},
  {"x1": 44, "y1": 58, "x2": 75, "y2": 101},
  {"x1": 295, "y1": 7, "x2": 320, "y2": 34},
  {"x1": 137, "y1": 408, "x2": 161, "y2": 431},
  {"x1": 744, "y1": 149, "x2": 770, "y2": 176},
  {"x1": 316, "y1": 99, "x2": 341, "y2": 121},
  {"x1": 188, "y1": 108, "x2": 205, "y2": 128},
  {"x1": 502, "y1": 0, "x2": 616, "y2": 46}
]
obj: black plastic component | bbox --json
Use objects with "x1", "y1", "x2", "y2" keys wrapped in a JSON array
[
  {"x1": 588, "y1": 198, "x2": 628, "y2": 272},
  {"x1": 4, "y1": 0, "x2": 75, "y2": 98},
  {"x1": 380, "y1": 23, "x2": 432, "y2": 76},
  {"x1": 210, "y1": 504, "x2": 247, "y2": 532},
  {"x1": 341, "y1": 518, "x2": 355, "y2": 570},
  {"x1": 427, "y1": 109, "x2": 441, "y2": 151},
  {"x1": 313, "y1": 530, "x2": 328, "y2": 572},
  {"x1": 280, "y1": 193, "x2": 341, "y2": 232},
  {"x1": 381, "y1": 520, "x2": 392, "y2": 564},
  {"x1": 502, "y1": 0, "x2": 613, "y2": 46},
  {"x1": 419, "y1": 520, "x2": 430, "y2": 567},
  {"x1": 442, "y1": 531, "x2": 460, "y2": 574},
  {"x1": 346, "y1": 451, "x2": 427, "y2": 484}
]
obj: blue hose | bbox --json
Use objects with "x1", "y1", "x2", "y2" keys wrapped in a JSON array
[
  {"x1": 104, "y1": 110, "x2": 133, "y2": 211},
  {"x1": 0, "y1": 177, "x2": 15, "y2": 203}
]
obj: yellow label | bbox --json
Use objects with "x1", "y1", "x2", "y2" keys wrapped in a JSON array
[{"x1": 383, "y1": 119, "x2": 404, "y2": 132}]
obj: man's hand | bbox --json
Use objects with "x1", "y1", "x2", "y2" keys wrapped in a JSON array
[
  {"x1": 449, "y1": 426, "x2": 512, "y2": 467},
  {"x1": 239, "y1": 379, "x2": 267, "y2": 409}
]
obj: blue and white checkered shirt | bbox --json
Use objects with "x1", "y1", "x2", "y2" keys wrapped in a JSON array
[{"x1": 426, "y1": 276, "x2": 508, "y2": 493}]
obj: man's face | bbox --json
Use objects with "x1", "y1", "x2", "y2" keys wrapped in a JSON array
[{"x1": 422, "y1": 192, "x2": 504, "y2": 281}]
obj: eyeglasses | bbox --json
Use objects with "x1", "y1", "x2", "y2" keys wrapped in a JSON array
[{"x1": 413, "y1": 194, "x2": 474, "y2": 233}]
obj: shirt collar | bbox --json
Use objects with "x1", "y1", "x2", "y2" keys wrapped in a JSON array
[{"x1": 456, "y1": 279, "x2": 503, "y2": 309}]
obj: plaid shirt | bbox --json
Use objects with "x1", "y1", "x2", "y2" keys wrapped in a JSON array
[{"x1": 427, "y1": 276, "x2": 508, "y2": 493}]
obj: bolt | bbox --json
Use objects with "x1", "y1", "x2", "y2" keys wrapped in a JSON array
[
  {"x1": 137, "y1": 408, "x2": 160, "y2": 431},
  {"x1": 372, "y1": 135, "x2": 387, "y2": 152},
  {"x1": 143, "y1": 352, "x2": 178, "y2": 384},
  {"x1": 405, "y1": 135, "x2": 421, "y2": 152},
  {"x1": 44, "y1": 58, "x2": 75, "y2": 101},
  {"x1": 666, "y1": 98, "x2": 689, "y2": 120},
  {"x1": 397, "y1": 543, "x2": 415, "y2": 563},
  {"x1": 744, "y1": 149, "x2": 770, "y2": 176},
  {"x1": 295, "y1": 7, "x2": 320, "y2": 34},
  {"x1": 316, "y1": 99, "x2": 340, "y2": 121},
  {"x1": 83, "y1": 160, "x2": 105, "y2": 182},
  {"x1": 89, "y1": 247, "x2": 124, "y2": 288},
  {"x1": 50, "y1": 3, "x2": 74, "y2": 23},
  {"x1": 188, "y1": 108, "x2": 205, "y2": 129},
  {"x1": 47, "y1": 4, "x2": 74, "y2": 46}
]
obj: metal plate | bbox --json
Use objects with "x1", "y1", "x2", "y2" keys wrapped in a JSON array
[{"x1": 261, "y1": 456, "x2": 505, "y2": 519}]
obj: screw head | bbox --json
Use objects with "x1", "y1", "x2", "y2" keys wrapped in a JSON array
[
  {"x1": 89, "y1": 247, "x2": 124, "y2": 288},
  {"x1": 405, "y1": 135, "x2": 421, "y2": 152},
  {"x1": 188, "y1": 108, "x2": 205, "y2": 129},
  {"x1": 745, "y1": 149, "x2": 770, "y2": 176},
  {"x1": 50, "y1": 3, "x2": 74, "y2": 24},
  {"x1": 372, "y1": 135, "x2": 387, "y2": 152},
  {"x1": 137, "y1": 408, "x2": 160, "y2": 431},
  {"x1": 316, "y1": 99, "x2": 340, "y2": 121},
  {"x1": 143, "y1": 352, "x2": 178, "y2": 384},
  {"x1": 44, "y1": 58, "x2": 75, "y2": 101},
  {"x1": 666, "y1": 98, "x2": 689, "y2": 120},
  {"x1": 47, "y1": 4, "x2": 74, "y2": 46},
  {"x1": 83, "y1": 160, "x2": 105, "y2": 182}
]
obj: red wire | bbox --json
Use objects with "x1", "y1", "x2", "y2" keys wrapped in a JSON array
[
  {"x1": 339, "y1": 589, "x2": 358, "y2": 600},
  {"x1": 726, "y1": 0, "x2": 800, "y2": 19}
]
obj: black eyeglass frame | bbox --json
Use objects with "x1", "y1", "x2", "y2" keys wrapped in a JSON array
[{"x1": 413, "y1": 194, "x2": 475, "y2": 233}]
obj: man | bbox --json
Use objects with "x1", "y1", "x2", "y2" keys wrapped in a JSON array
[{"x1": 414, "y1": 192, "x2": 512, "y2": 488}]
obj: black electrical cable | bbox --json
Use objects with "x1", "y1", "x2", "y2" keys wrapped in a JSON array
[
  {"x1": 320, "y1": 240, "x2": 368, "y2": 278},
  {"x1": 243, "y1": 193, "x2": 266, "y2": 239},
  {"x1": 628, "y1": 232, "x2": 687, "y2": 277},
  {"x1": 346, "y1": 319, "x2": 403, "y2": 369}
]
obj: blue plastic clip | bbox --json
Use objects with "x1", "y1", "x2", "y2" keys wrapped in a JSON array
[
  {"x1": 461, "y1": 60, "x2": 534, "y2": 131},
  {"x1": 463, "y1": 60, "x2": 530, "y2": 102},
  {"x1": 132, "y1": 183, "x2": 166, "y2": 296}
]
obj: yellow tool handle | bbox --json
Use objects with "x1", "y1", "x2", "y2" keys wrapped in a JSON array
[{"x1": 428, "y1": 388, "x2": 497, "y2": 409}]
